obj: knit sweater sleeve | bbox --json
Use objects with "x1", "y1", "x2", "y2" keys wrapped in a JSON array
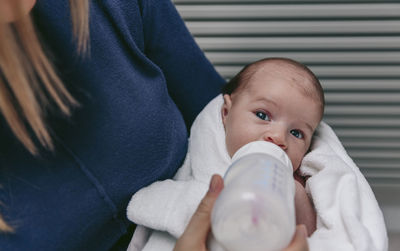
[{"x1": 140, "y1": 0, "x2": 225, "y2": 128}]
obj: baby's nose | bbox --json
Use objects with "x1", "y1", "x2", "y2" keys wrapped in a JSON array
[{"x1": 264, "y1": 130, "x2": 287, "y2": 150}]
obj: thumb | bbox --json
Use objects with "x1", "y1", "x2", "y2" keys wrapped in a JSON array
[
  {"x1": 177, "y1": 174, "x2": 224, "y2": 247},
  {"x1": 283, "y1": 225, "x2": 309, "y2": 251}
]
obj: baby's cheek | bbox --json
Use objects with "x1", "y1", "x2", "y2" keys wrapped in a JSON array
[
  {"x1": 229, "y1": 133, "x2": 250, "y2": 155},
  {"x1": 225, "y1": 136, "x2": 235, "y2": 157},
  {"x1": 293, "y1": 146, "x2": 310, "y2": 170},
  {"x1": 226, "y1": 135, "x2": 245, "y2": 158},
  {"x1": 289, "y1": 154, "x2": 302, "y2": 173}
]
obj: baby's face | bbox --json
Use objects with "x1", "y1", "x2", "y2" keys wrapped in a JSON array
[{"x1": 222, "y1": 66, "x2": 321, "y2": 171}]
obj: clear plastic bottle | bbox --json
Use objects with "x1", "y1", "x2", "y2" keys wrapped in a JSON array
[{"x1": 208, "y1": 141, "x2": 296, "y2": 251}]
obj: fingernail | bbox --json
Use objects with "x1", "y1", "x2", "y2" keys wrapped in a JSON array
[
  {"x1": 209, "y1": 175, "x2": 219, "y2": 192},
  {"x1": 298, "y1": 224, "x2": 308, "y2": 238}
]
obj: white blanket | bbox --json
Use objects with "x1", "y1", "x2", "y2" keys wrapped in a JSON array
[{"x1": 126, "y1": 95, "x2": 388, "y2": 251}]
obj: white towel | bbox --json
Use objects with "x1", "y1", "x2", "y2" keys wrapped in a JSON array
[
  {"x1": 127, "y1": 94, "x2": 230, "y2": 251},
  {"x1": 126, "y1": 94, "x2": 388, "y2": 251},
  {"x1": 301, "y1": 122, "x2": 388, "y2": 251}
]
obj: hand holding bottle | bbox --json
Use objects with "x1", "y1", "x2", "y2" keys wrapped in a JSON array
[
  {"x1": 174, "y1": 174, "x2": 224, "y2": 251},
  {"x1": 174, "y1": 174, "x2": 309, "y2": 251}
]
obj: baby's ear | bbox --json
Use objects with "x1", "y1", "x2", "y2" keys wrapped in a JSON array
[{"x1": 221, "y1": 94, "x2": 232, "y2": 125}]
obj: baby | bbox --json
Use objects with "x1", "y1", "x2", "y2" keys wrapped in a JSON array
[
  {"x1": 127, "y1": 57, "x2": 325, "y2": 250},
  {"x1": 221, "y1": 57, "x2": 324, "y2": 234}
]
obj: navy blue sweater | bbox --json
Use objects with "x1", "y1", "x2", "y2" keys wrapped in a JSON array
[{"x1": 0, "y1": 0, "x2": 224, "y2": 250}]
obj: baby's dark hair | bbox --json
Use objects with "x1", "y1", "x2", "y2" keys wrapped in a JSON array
[{"x1": 222, "y1": 57, "x2": 325, "y2": 118}]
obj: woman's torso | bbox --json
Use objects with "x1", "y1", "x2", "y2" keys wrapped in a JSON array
[{"x1": 0, "y1": 0, "x2": 224, "y2": 249}]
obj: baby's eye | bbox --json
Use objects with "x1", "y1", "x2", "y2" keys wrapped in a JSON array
[
  {"x1": 290, "y1": 129, "x2": 304, "y2": 139},
  {"x1": 255, "y1": 111, "x2": 270, "y2": 121}
]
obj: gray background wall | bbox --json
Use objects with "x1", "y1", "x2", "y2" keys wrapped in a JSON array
[{"x1": 172, "y1": 0, "x2": 400, "y2": 249}]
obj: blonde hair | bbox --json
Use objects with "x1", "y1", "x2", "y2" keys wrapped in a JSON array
[{"x1": 0, "y1": 0, "x2": 90, "y2": 233}]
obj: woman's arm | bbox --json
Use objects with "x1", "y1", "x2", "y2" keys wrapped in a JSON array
[{"x1": 140, "y1": 0, "x2": 226, "y2": 127}]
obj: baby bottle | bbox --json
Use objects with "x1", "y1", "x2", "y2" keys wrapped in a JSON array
[{"x1": 208, "y1": 141, "x2": 296, "y2": 251}]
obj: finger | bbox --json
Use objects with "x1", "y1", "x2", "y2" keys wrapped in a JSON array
[
  {"x1": 181, "y1": 174, "x2": 224, "y2": 243},
  {"x1": 283, "y1": 225, "x2": 309, "y2": 251}
]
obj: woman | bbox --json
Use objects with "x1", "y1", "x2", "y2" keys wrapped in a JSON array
[
  {"x1": 0, "y1": 0, "x2": 224, "y2": 249},
  {"x1": 0, "y1": 1, "x2": 309, "y2": 250}
]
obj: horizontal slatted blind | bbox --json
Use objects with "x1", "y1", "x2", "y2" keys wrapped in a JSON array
[{"x1": 173, "y1": 0, "x2": 400, "y2": 187}]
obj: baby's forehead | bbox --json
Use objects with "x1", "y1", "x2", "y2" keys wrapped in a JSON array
[
  {"x1": 256, "y1": 61, "x2": 311, "y2": 82},
  {"x1": 239, "y1": 61, "x2": 324, "y2": 118},
  {"x1": 249, "y1": 62, "x2": 317, "y2": 95}
]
